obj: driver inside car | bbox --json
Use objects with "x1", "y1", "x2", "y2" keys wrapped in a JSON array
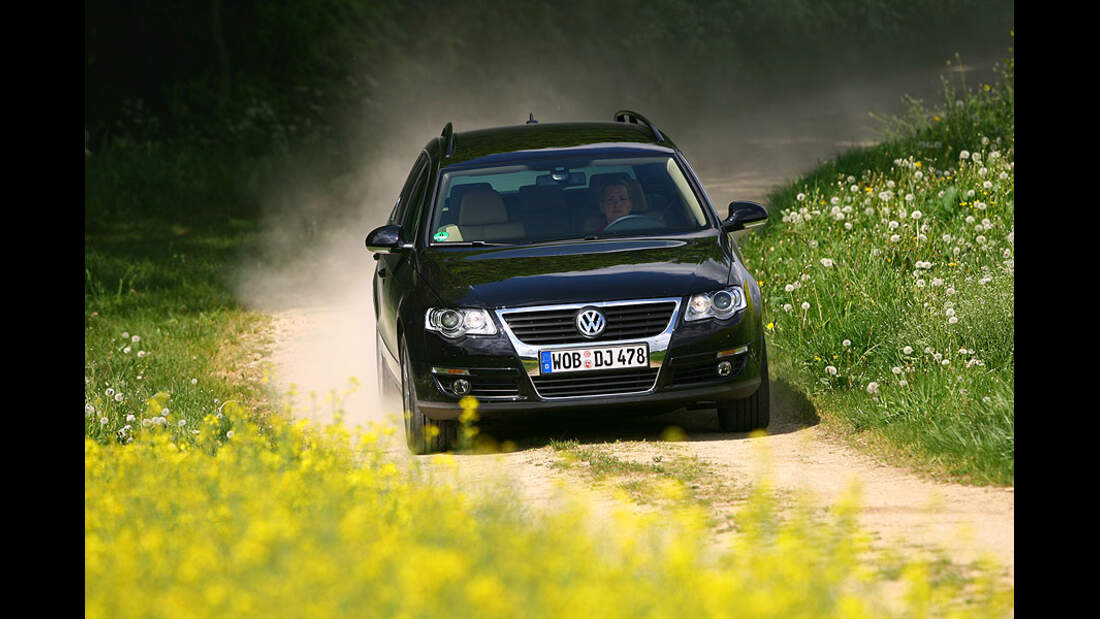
[{"x1": 593, "y1": 181, "x2": 637, "y2": 232}]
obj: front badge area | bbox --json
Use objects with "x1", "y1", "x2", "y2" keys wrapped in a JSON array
[{"x1": 575, "y1": 307, "x2": 606, "y2": 338}]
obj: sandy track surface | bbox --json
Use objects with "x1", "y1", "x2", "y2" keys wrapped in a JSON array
[{"x1": 264, "y1": 300, "x2": 1013, "y2": 584}]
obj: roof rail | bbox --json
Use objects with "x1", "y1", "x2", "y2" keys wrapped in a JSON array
[
  {"x1": 441, "y1": 122, "x2": 456, "y2": 157},
  {"x1": 613, "y1": 110, "x2": 664, "y2": 143}
]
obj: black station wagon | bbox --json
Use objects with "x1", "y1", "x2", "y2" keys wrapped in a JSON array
[{"x1": 367, "y1": 111, "x2": 771, "y2": 453}]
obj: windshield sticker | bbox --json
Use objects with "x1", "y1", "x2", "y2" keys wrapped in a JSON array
[{"x1": 433, "y1": 230, "x2": 450, "y2": 242}]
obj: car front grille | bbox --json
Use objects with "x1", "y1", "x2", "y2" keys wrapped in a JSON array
[
  {"x1": 531, "y1": 367, "x2": 659, "y2": 398},
  {"x1": 503, "y1": 301, "x2": 676, "y2": 345},
  {"x1": 666, "y1": 352, "x2": 748, "y2": 388}
]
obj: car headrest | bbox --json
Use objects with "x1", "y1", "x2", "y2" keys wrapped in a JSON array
[
  {"x1": 518, "y1": 185, "x2": 566, "y2": 212},
  {"x1": 459, "y1": 187, "x2": 509, "y2": 225}
]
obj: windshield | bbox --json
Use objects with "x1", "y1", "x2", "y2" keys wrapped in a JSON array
[{"x1": 428, "y1": 155, "x2": 711, "y2": 245}]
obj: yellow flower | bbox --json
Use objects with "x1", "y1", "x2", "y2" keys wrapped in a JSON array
[
  {"x1": 914, "y1": 161, "x2": 922, "y2": 168},
  {"x1": 766, "y1": 322, "x2": 774, "y2": 331}
]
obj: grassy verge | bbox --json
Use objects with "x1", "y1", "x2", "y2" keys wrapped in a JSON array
[
  {"x1": 739, "y1": 50, "x2": 1014, "y2": 485},
  {"x1": 84, "y1": 141, "x2": 275, "y2": 445}
]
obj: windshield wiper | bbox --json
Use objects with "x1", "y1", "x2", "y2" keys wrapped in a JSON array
[{"x1": 440, "y1": 240, "x2": 517, "y2": 247}]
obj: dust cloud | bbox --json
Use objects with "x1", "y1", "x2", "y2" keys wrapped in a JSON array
[{"x1": 231, "y1": 23, "x2": 1007, "y2": 429}]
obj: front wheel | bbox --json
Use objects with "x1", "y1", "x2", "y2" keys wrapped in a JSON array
[
  {"x1": 376, "y1": 332, "x2": 400, "y2": 411},
  {"x1": 400, "y1": 337, "x2": 457, "y2": 454},
  {"x1": 717, "y1": 342, "x2": 771, "y2": 433}
]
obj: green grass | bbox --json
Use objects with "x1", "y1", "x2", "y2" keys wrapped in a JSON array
[
  {"x1": 84, "y1": 141, "x2": 275, "y2": 445},
  {"x1": 739, "y1": 50, "x2": 1014, "y2": 485}
]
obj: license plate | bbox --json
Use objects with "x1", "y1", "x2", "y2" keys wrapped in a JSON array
[{"x1": 539, "y1": 344, "x2": 649, "y2": 374}]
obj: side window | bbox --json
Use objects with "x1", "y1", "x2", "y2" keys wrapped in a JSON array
[{"x1": 389, "y1": 154, "x2": 429, "y2": 226}]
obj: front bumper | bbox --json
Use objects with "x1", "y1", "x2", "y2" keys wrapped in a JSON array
[{"x1": 404, "y1": 296, "x2": 764, "y2": 421}]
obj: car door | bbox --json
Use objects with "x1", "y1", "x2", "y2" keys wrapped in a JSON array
[{"x1": 376, "y1": 153, "x2": 430, "y2": 362}]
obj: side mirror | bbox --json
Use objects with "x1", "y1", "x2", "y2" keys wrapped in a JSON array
[
  {"x1": 365, "y1": 224, "x2": 407, "y2": 253},
  {"x1": 721, "y1": 201, "x2": 769, "y2": 232}
]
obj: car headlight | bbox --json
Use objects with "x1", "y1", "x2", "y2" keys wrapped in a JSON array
[
  {"x1": 685, "y1": 286, "x2": 747, "y2": 322},
  {"x1": 425, "y1": 308, "x2": 498, "y2": 338}
]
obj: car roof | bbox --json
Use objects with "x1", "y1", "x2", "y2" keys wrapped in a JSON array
[{"x1": 427, "y1": 121, "x2": 678, "y2": 168}]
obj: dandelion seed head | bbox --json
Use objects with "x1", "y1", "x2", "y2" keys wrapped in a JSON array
[{"x1": 801, "y1": 301, "x2": 810, "y2": 310}]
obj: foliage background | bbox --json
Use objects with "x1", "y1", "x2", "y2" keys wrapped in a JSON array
[{"x1": 86, "y1": 1, "x2": 1014, "y2": 161}]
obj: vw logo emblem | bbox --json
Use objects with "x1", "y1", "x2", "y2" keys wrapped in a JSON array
[{"x1": 576, "y1": 308, "x2": 606, "y2": 338}]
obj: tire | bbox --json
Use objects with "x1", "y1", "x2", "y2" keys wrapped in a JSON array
[
  {"x1": 376, "y1": 332, "x2": 399, "y2": 410},
  {"x1": 400, "y1": 337, "x2": 457, "y2": 454},
  {"x1": 717, "y1": 341, "x2": 771, "y2": 433}
]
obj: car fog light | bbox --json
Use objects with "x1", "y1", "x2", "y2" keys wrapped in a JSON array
[
  {"x1": 452, "y1": 378, "x2": 471, "y2": 395},
  {"x1": 717, "y1": 360, "x2": 732, "y2": 377}
]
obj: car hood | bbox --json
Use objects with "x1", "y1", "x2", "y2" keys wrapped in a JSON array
[{"x1": 418, "y1": 234, "x2": 737, "y2": 308}]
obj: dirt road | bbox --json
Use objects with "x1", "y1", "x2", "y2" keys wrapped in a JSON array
[{"x1": 264, "y1": 295, "x2": 1013, "y2": 584}]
